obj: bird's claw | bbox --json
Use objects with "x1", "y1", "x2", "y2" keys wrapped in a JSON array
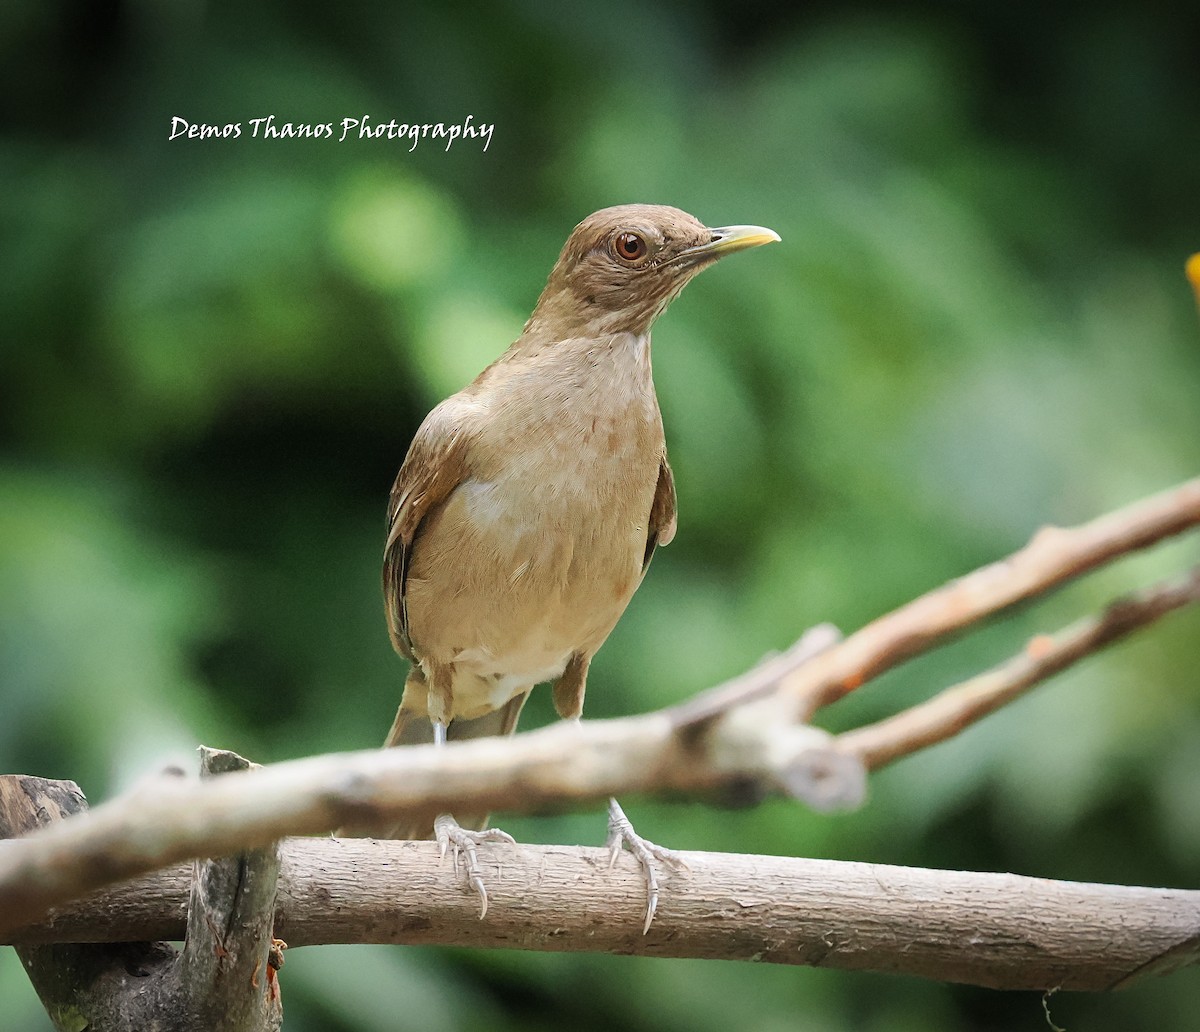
[
  {"x1": 606, "y1": 798, "x2": 689, "y2": 934},
  {"x1": 434, "y1": 813, "x2": 514, "y2": 919}
]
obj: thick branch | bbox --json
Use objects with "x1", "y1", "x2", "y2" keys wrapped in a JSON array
[
  {"x1": 0, "y1": 714, "x2": 741, "y2": 937},
  {"x1": 838, "y1": 566, "x2": 1200, "y2": 769},
  {"x1": 0, "y1": 776, "x2": 182, "y2": 1032},
  {"x1": 0, "y1": 479, "x2": 1196, "y2": 940},
  {"x1": 7, "y1": 838, "x2": 1198, "y2": 992},
  {"x1": 1, "y1": 758, "x2": 286, "y2": 1031}
]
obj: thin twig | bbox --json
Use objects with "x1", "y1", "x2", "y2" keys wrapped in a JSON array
[
  {"x1": 669, "y1": 623, "x2": 841, "y2": 731},
  {"x1": 772, "y1": 477, "x2": 1200, "y2": 721},
  {"x1": 837, "y1": 567, "x2": 1200, "y2": 769}
]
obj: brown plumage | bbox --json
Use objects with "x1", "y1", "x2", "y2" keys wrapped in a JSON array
[{"x1": 369, "y1": 204, "x2": 779, "y2": 915}]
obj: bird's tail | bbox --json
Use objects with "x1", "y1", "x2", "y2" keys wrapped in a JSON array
[
  {"x1": 384, "y1": 692, "x2": 529, "y2": 749},
  {"x1": 342, "y1": 672, "x2": 529, "y2": 840}
]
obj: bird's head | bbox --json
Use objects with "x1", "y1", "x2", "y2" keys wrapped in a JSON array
[{"x1": 525, "y1": 204, "x2": 780, "y2": 341}]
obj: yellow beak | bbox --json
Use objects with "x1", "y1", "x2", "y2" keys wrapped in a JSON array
[{"x1": 670, "y1": 224, "x2": 781, "y2": 266}]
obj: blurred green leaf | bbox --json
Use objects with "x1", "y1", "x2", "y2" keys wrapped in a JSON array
[{"x1": 2, "y1": 5, "x2": 1198, "y2": 1031}]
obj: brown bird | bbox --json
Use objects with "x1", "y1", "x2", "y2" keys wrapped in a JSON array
[{"x1": 377, "y1": 203, "x2": 779, "y2": 929}]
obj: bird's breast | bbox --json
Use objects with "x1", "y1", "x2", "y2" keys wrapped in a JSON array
[
  {"x1": 404, "y1": 332, "x2": 665, "y2": 708},
  {"x1": 467, "y1": 330, "x2": 663, "y2": 532}
]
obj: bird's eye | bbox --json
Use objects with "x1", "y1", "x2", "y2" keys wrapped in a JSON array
[{"x1": 612, "y1": 232, "x2": 648, "y2": 263}]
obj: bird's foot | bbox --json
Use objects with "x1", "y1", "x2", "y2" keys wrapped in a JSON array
[
  {"x1": 606, "y1": 797, "x2": 689, "y2": 934},
  {"x1": 434, "y1": 813, "x2": 515, "y2": 919}
]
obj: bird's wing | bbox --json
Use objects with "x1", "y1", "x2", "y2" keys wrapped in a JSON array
[
  {"x1": 642, "y1": 452, "x2": 677, "y2": 573},
  {"x1": 383, "y1": 398, "x2": 478, "y2": 658}
]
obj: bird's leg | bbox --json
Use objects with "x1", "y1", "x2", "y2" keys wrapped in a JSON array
[
  {"x1": 555, "y1": 657, "x2": 687, "y2": 933},
  {"x1": 430, "y1": 719, "x2": 515, "y2": 919},
  {"x1": 605, "y1": 796, "x2": 689, "y2": 934}
]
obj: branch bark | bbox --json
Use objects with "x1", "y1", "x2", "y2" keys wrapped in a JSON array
[
  {"x1": 0, "y1": 758, "x2": 284, "y2": 1031},
  {"x1": 7, "y1": 837, "x2": 1198, "y2": 992},
  {"x1": 177, "y1": 748, "x2": 282, "y2": 1032},
  {"x1": 0, "y1": 478, "x2": 1196, "y2": 962},
  {"x1": 0, "y1": 775, "x2": 182, "y2": 1032}
]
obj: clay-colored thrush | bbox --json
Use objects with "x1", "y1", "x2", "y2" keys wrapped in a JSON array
[{"x1": 377, "y1": 204, "x2": 779, "y2": 928}]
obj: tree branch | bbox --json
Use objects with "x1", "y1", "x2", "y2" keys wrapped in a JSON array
[
  {"x1": 0, "y1": 478, "x2": 1196, "y2": 946},
  {"x1": 6, "y1": 837, "x2": 1198, "y2": 992},
  {"x1": 695, "y1": 476, "x2": 1200, "y2": 725},
  {"x1": 177, "y1": 748, "x2": 283, "y2": 1032},
  {"x1": 0, "y1": 710, "x2": 840, "y2": 938},
  {"x1": 0, "y1": 756, "x2": 286, "y2": 1031},
  {"x1": 838, "y1": 566, "x2": 1200, "y2": 769},
  {"x1": 0, "y1": 776, "x2": 181, "y2": 1032}
]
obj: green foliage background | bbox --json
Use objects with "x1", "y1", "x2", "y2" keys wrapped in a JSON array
[{"x1": 2, "y1": 2, "x2": 1199, "y2": 1029}]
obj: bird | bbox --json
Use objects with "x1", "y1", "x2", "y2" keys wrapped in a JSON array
[{"x1": 374, "y1": 203, "x2": 779, "y2": 930}]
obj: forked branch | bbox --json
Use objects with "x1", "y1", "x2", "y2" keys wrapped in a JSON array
[{"x1": 0, "y1": 477, "x2": 1197, "y2": 951}]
